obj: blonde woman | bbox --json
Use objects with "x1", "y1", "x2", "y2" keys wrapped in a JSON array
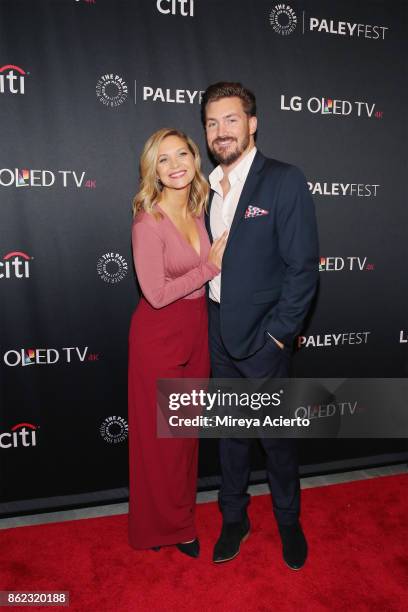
[{"x1": 128, "y1": 129, "x2": 226, "y2": 557}]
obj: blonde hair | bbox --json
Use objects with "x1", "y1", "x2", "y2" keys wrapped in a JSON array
[{"x1": 132, "y1": 128, "x2": 209, "y2": 218}]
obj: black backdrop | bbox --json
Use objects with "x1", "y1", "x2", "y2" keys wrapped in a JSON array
[{"x1": 1, "y1": 0, "x2": 407, "y2": 515}]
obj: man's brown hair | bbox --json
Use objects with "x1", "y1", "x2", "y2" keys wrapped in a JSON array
[{"x1": 201, "y1": 81, "x2": 257, "y2": 124}]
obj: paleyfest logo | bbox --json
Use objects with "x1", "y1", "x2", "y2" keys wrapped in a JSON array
[
  {"x1": 0, "y1": 168, "x2": 96, "y2": 189},
  {"x1": 308, "y1": 182, "x2": 380, "y2": 197},
  {"x1": 0, "y1": 64, "x2": 27, "y2": 95},
  {"x1": 400, "y1": 331, "x2": 408, "y2": 344},
  {"x1": 0, "y1": 423, "x2": 38, "y2": 449},
  {"x1": 319, "y1": 257, "x2": 375, "y2": 272},
  {"x1": 3, "y1": 346, "x2": 100, "y2": 367},
  {"x1": 97, "y1": 252, "x2": 128, "y2": 284},
  {"x1": 96, "y1": 74, "x2": 128, "y2": 108},
  {"x1": 0, "y1": 251, "x2": 32, "y2": 279},
  {"x1": 268, "y1": 6, "x2": 388, "y2": 40},
  {"x1": 280, "y1": 95, "x2": 383, "y2": 119},
  {"x1": 100, "y1": 416, "x2": 128, "y2": 444},
  {"x1": 298, "y1": 332, "x2": 371, "y2": 349}
]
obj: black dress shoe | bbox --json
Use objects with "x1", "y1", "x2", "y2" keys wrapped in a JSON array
[
  {"x1": 176, "y1": 538, "x2": 200, "y2": 558},
  {"x1": 213, "y1": 516, "x2": 250, "y2": 563},
  {"x1": 278, "y1": 521, "x2": 308, "y2": 570}
]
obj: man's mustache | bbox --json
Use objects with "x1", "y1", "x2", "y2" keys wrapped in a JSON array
[{"x1": 213, "y1": 137, "x2": 237, "y2": 146}]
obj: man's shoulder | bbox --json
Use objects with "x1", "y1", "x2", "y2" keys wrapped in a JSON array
[{"x1": 256, "y1": 152, "x2": 305, "y2": 181}]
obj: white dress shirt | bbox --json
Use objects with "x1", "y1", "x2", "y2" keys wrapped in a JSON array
[{"x1": 209, "y1": 147, "x2": 257, "y2": 303}]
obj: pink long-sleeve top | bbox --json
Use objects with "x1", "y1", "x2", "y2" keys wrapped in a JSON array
[{"x1": 132, "y1": 205, "x2": 220, "y2": 309}]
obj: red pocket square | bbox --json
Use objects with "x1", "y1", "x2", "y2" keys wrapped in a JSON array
[{"x1": 244, "y1": 205, "x2": 269, "y2": 219}]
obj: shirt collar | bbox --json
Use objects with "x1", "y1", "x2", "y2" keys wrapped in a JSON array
[{"x1": 209, "y1": 147, "x2": 257, "y2": 193}]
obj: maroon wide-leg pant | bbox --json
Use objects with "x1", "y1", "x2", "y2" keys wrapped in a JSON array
[{"x1": 128, "y1": 295, "x2": 209, "y2": 549}]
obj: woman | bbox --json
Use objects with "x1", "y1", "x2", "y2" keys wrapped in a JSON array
[{"x1": 128, "y1": 128, "x2": 226, "y2": 557}]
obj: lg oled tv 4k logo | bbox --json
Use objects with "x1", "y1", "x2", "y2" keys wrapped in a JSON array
[
  {"x1": 0, "y1": 168, "x2": 95, "y2": 189},
  {"x1": 280, "y1": 95, "x2": 383, "y2": 119},
  {"x1": 0, "y1": 65, "x2": 28, "y2": 94},
  {"x1": 0, "y1": 423, "x2": 38, "y2": 449},
  {"x1": 3, "y1": 346, "x2": 100, "y2": 367},
  {"x1": 319, "y1": 257, "x2": 375, "y2": 272},
  {"x1": 0, "y1": 251, "x2": 32, "y2": 279}
]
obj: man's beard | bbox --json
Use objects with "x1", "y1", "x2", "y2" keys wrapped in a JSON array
[{"x1": 210, "y1": 133, "x2": 250, "y2": 166}]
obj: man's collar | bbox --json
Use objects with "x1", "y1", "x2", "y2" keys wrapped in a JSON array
[{"x1": 209, "y1": 147, "x2": 257, "y2": 191}]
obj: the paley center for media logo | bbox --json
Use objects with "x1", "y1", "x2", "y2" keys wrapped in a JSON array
[
  {"x1": 298, "y1": 332, "x2": 371, "y2": 349},
  {"x1": 0, "y1": 168, "x2": 95, "y2": 189},
  {"x1": 96, "y1": 74, "x2": 128, "y2": 107},
  {"x1": 100, "y1": 416, "x2": 128, "y2": 444},
  {"x1": 0, "y1": 423, "x2": 38, "y2": 449},
  {"x1": 0, "y1": 251, "x2": 33, "y2": 279},
  {"x1": 268, "y1": 4, "x2": 388, "y2": 40},
  {"x1": 3, "y1": 346, "x2": 100, "y2": 367},
  {"x1": 400, "y1": 331, "x2": 408, "y2": 344},
  {"x1": 97, "y1": 252, "x2": 128, "y2": 284},
  {"x1": 280, "y1": 95, "x2": 383, "y2": 119},
  {"x1": 0, "y1": 64, "x2": 28, "y2": 95},
  {"x1": 319, "y1": 257, "x2": 375, "y2": 272}
]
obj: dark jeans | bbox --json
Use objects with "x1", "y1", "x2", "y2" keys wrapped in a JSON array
[{"x1": 208, "y1": 300, "x2": 300, "y2": 526}]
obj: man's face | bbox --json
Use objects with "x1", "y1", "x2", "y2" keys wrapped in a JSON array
[{"x1": 204, "y1": 96, "x2": 257, "y2": 166}]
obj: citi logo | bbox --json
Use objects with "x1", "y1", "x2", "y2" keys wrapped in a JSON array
[
  {"x1": 157, "y1": 0, "x2": 194, "y2": 17},
  {"x1": 0, "y1": 64, "x2": 27, "y2": 95},
  {"x1": 298, "y1": 332, "x2": 371, "y2": 348},
  {"x1": 400, "y1": 331, "x2": 408, "y2": 344},
  {"x1": 3, "y1": 346, "x2": 98, "y2": 367},
  {"x1": 308, "y1": 182, "x2": 380, "y2": 197},
  {"x1": 0, "y1": 168, "x2": 90, "y2": 188},
  {"x1": 319, "y1": 257, "x2": 375, "y2": 272},
  {"x1": 0, "y1": 251, "x2": 32, "y2": 279},
  {"x1": 0, "y1": 423, "x2": 37, "y2": 449},
  {"x1": 280, "y1": 95, "x2": 383, "y2": 119}
]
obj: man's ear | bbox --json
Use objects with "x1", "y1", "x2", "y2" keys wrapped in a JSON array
[{"x1": 249, "y1": 116, "x2": 257, "y2": 136}]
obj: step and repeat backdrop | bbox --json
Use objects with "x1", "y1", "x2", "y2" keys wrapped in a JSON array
[{"x1": 1, "y1": 0, "x2": 407, "y2": 514}]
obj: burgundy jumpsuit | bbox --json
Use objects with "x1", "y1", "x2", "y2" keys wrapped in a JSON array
[{"x1": 128, "y1": 205, "x2": 219, "y2": 549}]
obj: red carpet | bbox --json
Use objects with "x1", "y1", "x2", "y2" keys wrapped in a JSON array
[{"x1": 1, "y1": 474, "x2": 407, "y2": 611}]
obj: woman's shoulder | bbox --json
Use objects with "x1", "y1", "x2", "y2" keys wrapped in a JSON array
[{"x1": 133, "y1": 205, "x2": 165, "y2": 231}]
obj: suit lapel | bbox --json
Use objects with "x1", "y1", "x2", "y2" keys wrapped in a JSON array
[
  {"x1": 227, "y1": 151, "x2": 266, "y2": 243},
  {"x1": 205, "y1": 192, "x2": 214, "y2": 243}
]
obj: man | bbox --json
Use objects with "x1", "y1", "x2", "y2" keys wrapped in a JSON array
[{"x1": 201, "y1": 82, "x2": 319, "y2": 568}]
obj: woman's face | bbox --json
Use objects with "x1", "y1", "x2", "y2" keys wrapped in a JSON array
[{"x1": 156, "y1": 135, "x2": 196, "y2": 191}]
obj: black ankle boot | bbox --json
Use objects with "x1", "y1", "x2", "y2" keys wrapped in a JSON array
[{"x1": 176, "y1": 538, "x2": 200, "y2": 558}]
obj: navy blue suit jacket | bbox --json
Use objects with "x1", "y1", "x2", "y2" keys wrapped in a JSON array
[{"x1": 205, "y1": 151, "x2": 319, "y2": 359}]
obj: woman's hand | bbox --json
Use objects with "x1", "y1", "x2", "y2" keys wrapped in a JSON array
[{"x1": 208, "y1": 230, "x2": 228, "y2": 269}]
